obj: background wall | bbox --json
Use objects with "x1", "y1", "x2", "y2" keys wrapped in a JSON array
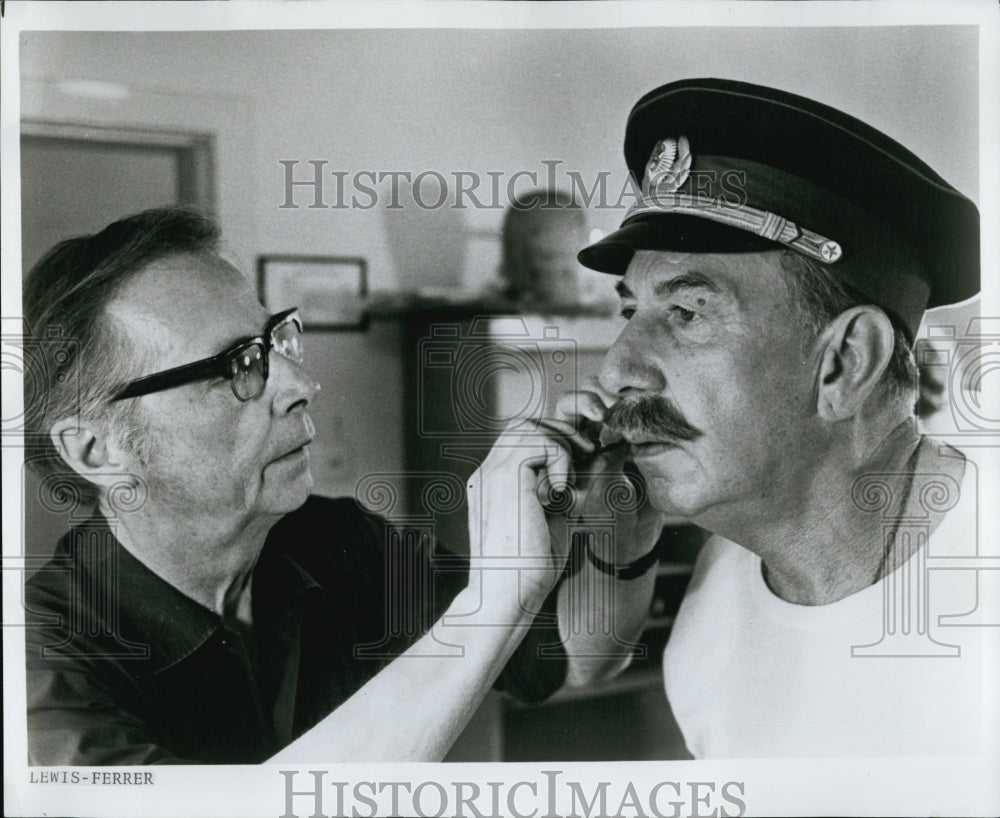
[
  {"x1": 21, "y1": 26, "x2": 979, "y2": 281},
  {"x1": 18, "y1": 25, "x2": 981, "y2": 503}
]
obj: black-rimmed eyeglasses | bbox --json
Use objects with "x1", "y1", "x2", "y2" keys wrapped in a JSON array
[{"x1": 112, "y1": 308, "x2": 304, "y2": 403}]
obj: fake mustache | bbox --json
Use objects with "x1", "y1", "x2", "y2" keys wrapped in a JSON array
[{"x1": 603, "y1": 395, "x2": 703, "y2": 443}]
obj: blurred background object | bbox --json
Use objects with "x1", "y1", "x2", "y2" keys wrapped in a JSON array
[{"x1": 498, "y1": 188, "x2": 588, "y2": 309}]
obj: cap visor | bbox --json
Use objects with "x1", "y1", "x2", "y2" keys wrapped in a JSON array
[{"x1": 578, "y1": 213, "x2": 782, "y2": 275}]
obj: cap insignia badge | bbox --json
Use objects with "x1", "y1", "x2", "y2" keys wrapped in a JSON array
[
  {"x1": 628, "y1": 133, "x2": 844, "y2": 266},
  {"x1": 643, "y1": 135, "x2": 692, "y2": 197}
]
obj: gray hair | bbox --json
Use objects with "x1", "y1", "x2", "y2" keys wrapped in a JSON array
[
  {"x1": 23, "y1": 207, "x2": 221, "y2": 508},
  {"x1": 777, "y1": 250, "x2": 918, "y2": 410}
]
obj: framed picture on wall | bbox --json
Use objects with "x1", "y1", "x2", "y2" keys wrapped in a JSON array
[{"x1": 257, "y1": 254, "x2": 368, "y2": 330}]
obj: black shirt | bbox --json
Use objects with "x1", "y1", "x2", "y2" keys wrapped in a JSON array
[{"x1": 24, "y1": 496, "x2": 566, "y2": 764}]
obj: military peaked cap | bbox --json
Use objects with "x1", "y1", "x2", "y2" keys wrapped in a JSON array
[{"x1": 578, "y1": 78, "x2": 980, "y2": 339}]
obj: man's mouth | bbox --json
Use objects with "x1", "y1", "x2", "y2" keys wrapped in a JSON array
[
  {"x1": 629, "y1": 439, "x2": 680, "y2": 458},
  {"x1": 271, "y1": 416, "x2": 316, "y2": 466},
  {"x1": 623, "y1": 434, "x2": 681, "y2": 457},
  {"x1": 272, "y1": 437, "x2": 313, "y2": 465}
]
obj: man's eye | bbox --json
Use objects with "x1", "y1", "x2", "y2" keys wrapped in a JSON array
[
  {"x1": 619, "y1": 306, "x2": 636, "y2": 320},
  {"x1": 671, "y1": 306, "x2": 697, "y2": 322}
]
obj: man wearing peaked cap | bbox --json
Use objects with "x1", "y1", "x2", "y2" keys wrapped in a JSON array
[{"x1": 545, "y1": 78, "x2": 986, "y2": 757}]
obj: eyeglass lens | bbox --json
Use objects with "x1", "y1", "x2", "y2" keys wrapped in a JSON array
[
  {"x1": 226, "y1": 313, "x2": 303, "y2": 402},
  {"x1": 271, "y1": 316, "x2": 304, "y2": 364},
  {"x1": 229, "y1": 343, "x2": 267, "y2": 401}
]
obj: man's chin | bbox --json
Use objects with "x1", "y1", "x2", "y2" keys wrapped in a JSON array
[
  {"x1": 633, "y1": 467, "x2": 705, "y2": 520},
  {"x1": 286, "y1": 469, "x2": 314, "y2": 509},
  {"x1": 259, "y1": 465, "x2": 314, "y2": 515},
  {"x1": 629, "y1": 441, "x2": 688, "y2": 480}
]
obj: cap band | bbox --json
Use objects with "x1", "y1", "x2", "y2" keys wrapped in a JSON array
[
  {"x1": 623, "y1": 193, "x2": 843, "y2": 264},
  {"x1": 626, "y1": 137, "x2": 844, "y2": 265}
]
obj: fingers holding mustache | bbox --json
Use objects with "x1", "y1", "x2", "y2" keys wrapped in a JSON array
[{"x1": 533, "y1": 417, "x2": 598, "y2": 461}]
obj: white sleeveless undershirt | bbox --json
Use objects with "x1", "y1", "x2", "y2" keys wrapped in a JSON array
[{"x1": 663, "y1": 464, "x2": 991, "y2": 758}]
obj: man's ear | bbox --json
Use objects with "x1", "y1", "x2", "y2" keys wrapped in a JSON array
[
  {"x1": 49, "y1": 416, "x2": 135, "y2": 490},
  {"x1": 814, "y1": 306, "x2": 895, "y2": 421}
]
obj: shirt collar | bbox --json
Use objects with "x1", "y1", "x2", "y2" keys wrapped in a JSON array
[{"x1": 57, "y1": 514, "x2": 322, "y2": 673}]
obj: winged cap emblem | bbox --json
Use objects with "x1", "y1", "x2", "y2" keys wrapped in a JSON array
[{"x1": 643, "y1": 135, "x2": 692, "y2": 197}]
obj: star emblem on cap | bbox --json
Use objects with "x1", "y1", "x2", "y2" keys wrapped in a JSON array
[
  {"x1": 819, "y1": 241, "x2": 843, "y2": 262},
  {"x1": 643, "y1": 135, "x2": 692, "y2": 197}
]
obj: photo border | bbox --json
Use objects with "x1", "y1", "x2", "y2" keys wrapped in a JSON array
[{"x1": 3, "y1": 3, "x2": 997, "y2": 818}]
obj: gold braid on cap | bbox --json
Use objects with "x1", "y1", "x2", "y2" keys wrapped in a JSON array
[{"x1": 631, "y1": 136, "x2": 843, "y2": 264}]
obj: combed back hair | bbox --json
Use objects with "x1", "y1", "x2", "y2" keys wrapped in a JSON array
[
  {"x1": 22, "y1": 206, "x2": 221, "y2": 507},
  {"x1": 777, "y1": 250, "x2": 918, "y2": 410}
]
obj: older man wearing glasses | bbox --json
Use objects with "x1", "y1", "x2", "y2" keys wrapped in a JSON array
[{"x1": 22, "y1": 207, "x2": 571, "y2": 764}]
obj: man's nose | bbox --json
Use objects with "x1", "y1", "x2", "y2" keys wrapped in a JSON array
[
  {"x1": 598, "y1": 319, "x2": 667, "y2": 397},
  {"x1": 270, "y1": 354, "x2": 321, "y2": 414}
]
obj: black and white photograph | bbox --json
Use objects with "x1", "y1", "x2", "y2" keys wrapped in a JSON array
[{"x1": 2, "y1": 2, "x2": 998, "y2": 817}]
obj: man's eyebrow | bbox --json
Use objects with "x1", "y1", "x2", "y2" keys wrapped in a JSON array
[
  {"x1": 653, "y1": 272, "x2": 722, "y2": 298},
  {"x1": 615, "y1": 279, "x2": 634, "y2": 299},
  {"x1": 616, "y1": 271, "x2": 724, "y2": 300}
]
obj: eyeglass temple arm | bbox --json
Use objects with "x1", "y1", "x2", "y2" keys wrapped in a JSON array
[
  {"x1": 112, "y1": 355, "x2": 233, "y2": 401},
  {"x1": 111, "y1": 309, "x2": 297, "y2": 402}
]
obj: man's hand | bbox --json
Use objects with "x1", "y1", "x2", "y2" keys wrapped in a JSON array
[
  {"x1": 466, "y1": 423, "x2": 576, "y2": 606},
  {"x1": 548, "y1": 382, "x2": 666, "y2": 563},
  {"x1": 542, "y1": 381, "x2": 668, "y2": 689}
]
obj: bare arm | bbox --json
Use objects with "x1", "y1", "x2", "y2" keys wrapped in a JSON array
[
  {"x1": 547, "y1": 389, "x2": 665, "y2": 688},
  {"x1": 555, "y1": 496, "x2": 660, "y2": 688},
  {"x1": 270, "y1": 581, "x2": 545, "y2": 762},
  {"x1": 270, "y1": 430, "x2": 571, "y2": 762}
]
